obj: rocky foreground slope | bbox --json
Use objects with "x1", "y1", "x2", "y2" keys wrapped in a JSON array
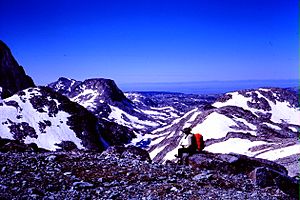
[{"x1": 0, "y1": 141, "x2": 298, "y2": 200}]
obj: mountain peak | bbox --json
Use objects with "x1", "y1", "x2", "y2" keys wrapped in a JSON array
[
  {"x1": 0, "y1": 40, "x2": 35, "y2": 99},
  {"x1": 81, "y1": 78, "x2": 125, "y2": 101}
]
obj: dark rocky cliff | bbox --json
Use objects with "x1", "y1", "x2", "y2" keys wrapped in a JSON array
[{"x1": 0, "y1": 41, "x2": 35, "y2": 99}]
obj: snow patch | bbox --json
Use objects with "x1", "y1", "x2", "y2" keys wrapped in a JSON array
[
  {"x1": 0, "y1": 88, "x2": 85, "y2": 150},
  {"x1": 205, "y1": 138, "x2": 268, "y2": 157},
  {"x1": 256, "y1": 144, "x2": 300, "y2": 161},
  {"x1": 149, "y1": 144, "x2": 167, "y2": 159},
  {"x1": 108, "y1": 105, "x2": 159, "y2": 129},
  {"x1": 192, "y1": 112, "x2": 237, "y2": 140},
  {"x1": 262, "y1": 123, "x2": 281, "y2": 130}
]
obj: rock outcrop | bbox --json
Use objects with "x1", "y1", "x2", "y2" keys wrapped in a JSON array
[
  {"x1": 187, "y1": 151, "x2": 299, "y2": 198},
  {"x1": 0, "y1": 41, "x2": 35, "y2": 99}
]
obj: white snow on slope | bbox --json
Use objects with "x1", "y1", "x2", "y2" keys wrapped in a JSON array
[
  {"x1": 151, "y1": 106, "x2": 180, "y2": 118},
  {"x1": 213, "y1": 90, "x2": 300, "y2": 125},
  {"x1": 152, "y1": 108, "x2": 198, "y2": 134},
  {"x1": 269, "y1": 100, "x2": 300, "y2": 124},
  {"x1": 148, "y1": 135, "x2": 168, "y2": 146},
  {"x1": 68, "y1": 80, "x2": 76, "y2": 92},
  {"x1": 235, "y1": 118, "x2": 256, "y2": 130},
  {"x1": 183, "y1": 110, "x2": 201, "y2": 129},
  {"x1": 149, "y1": 144, "x2": 167, "y2": 159},
  {"x1": 141, "y1": 108, "x2": 174, "y2": 123},
  {"x1": 289, "y1": 126, "x2": 299, "y2": 132},
  {"x1": 205, "y1": 138, "x2": 268, "y2": 157},
  {"x1": 0, "y1": 88, "x2": 85, "y2": 150},
  {"x1": 142, "y1": 109, "x2": 168, "y2": 116},
  {"x1": 124, "y1": 93, "x2": 142, "y2": 104},
  {"x1": 108, "y1": 105, "x2": 159, "y2": 129},
  {"x1": 213, "y1": 92, "x2": 252, "y2": 110},
  {"x1": 23, "y1": 111, "x2": 84, "y2": 150},
  {"x1": 262, "y1": 123, "x2": 281, "y2": 130},
  {"x1": 256, "y1": 144, "x2": 300, "y2": 161},
  {"x1": 163, "y1": 147, "x2": 179, "y2": 162},
  {"x1": 192, "y1": 112, "x2": 237, "y2": 139},
  {"x1": 71, "y1": 89, "x2": 102, "y2": 111}
]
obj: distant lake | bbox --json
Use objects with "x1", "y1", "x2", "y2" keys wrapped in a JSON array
[{"x1": 119, "y1": 80, "x2": 299, "y2": 94}]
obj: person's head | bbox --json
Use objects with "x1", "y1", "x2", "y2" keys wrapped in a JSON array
[{"x1": 182, "y1": 127, "x2": 192, "y2": 135}]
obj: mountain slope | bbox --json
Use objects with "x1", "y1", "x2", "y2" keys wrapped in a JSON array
[
  {"x1": 0, "y1": 86, "x2": 106, "y2": 151},
  {"x1": 148, "y1": 88, "x2": 300, "y2": 176},
  {"x1": 49, "y1": 78, "x2": 181, "y2": 132},
  {"x1": 0, "y1": 40, "x2": 35, "y2": 98},
  {"x1": 49, "y1": 77, "x2": 219, "y2": 140}
]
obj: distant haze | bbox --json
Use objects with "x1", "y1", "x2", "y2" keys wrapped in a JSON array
[{"x1": 119, "y1": 79, "x2": 299, "y2": 94}]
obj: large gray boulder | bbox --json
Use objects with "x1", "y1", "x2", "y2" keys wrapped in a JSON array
[
  {"x1": 249, "y1": 167, "x2": 299, "y2": 198},
  {"x1": 188, "y1": 152, "x2": 287, "y2": 175}
]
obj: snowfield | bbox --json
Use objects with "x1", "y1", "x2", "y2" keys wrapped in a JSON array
[
  {"x1": 204, "y1": 138, "x2": 268, "y2": 157},
  {"x1": 0, "y1": 88, "x2": 90, "y2": 150},
  {"x1": 256, "y1": 144, "x2": 300, "y2": 161},
  {"x1": 109, "y1": 105, "x2": 160, "y2": 129},
  {"x1": 192, "y1": 112, "x2": 239, "y2": 139}
]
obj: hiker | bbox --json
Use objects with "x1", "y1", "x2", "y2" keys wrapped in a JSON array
[{"x1": 176, "y1": 127, "x2": 205, "y2": 164}]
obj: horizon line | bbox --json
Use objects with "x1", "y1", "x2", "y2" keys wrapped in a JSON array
[{"x1": 118, "y1": 79, "x2": 299, "y2": 85}]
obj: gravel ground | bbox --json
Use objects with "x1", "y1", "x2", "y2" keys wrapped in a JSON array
[{"x1": 0, "y1": 147, "x2": 295, "y2": 200}]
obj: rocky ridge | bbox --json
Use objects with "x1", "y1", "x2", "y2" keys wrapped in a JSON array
[{"x1": 0, "y1": 40, "x2": 35, "y2": 99}]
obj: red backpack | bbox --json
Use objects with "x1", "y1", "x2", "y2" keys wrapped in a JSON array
[{"x1": 193, "y1": 133, "x2": 204, "y2": 151}]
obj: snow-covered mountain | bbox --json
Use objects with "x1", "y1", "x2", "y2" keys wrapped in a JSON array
[
  {"x1": 147, "y1": 87, "x2": 300, "y2": 176},
  {"x1": 48, "y1": 78, "x2": 162, "y2": 132},
  {"x1": 50, "y1": 78, "x2": 185, "y2": 133},
  {"x1": 49, "y1": 77, "x2": 219, "y2": 133},
  {"x1": 0, "y1": 86, "x2": 106, "y2": 151},
  {"x1": 0, "y1": 40, "x2": 35, "y2": 99}
]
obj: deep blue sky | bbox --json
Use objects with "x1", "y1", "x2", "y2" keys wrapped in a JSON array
[{"x1": 0, "y1": 0, "x2": 298, "y2": 85}]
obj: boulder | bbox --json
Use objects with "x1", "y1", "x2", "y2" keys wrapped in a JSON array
[
  {"x1": 188, "y1": 152, "x2": 287, "y2": 175},
  {"x1": 249, "y1": 167, "x2": 299, "y2": 197}
]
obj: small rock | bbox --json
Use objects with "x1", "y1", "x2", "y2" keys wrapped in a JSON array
[
  {"x1": 27, "y1": 187, "x2": 45, "y2": 196},
  {"x1": 1, "y1": 166, "x2": 6, "y2": 173},
  {"x1": 72, "y1": 181, "x2": 94, "y2": 190},
  {"x1": 193, "y1": 171, "x2": 213, "y2": 181},
  {"x1": 0, "y1": 184, "x2": 8, "y2": 190},
  {"x1": 63, "y1": 172, "x2": 72, "y2": 176},
  {"x1": 13, "y1": 171, "x2": 21, "y2": 175},
  {"x1": 45, "y1": 155, "x2": 57, "y2": 162},
  {"x1": 97, "y1": 177, "x2": 103, "y2": 183},
  {"x1": 170, "y1": 187, "x2": 179, "y2": 192}
]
